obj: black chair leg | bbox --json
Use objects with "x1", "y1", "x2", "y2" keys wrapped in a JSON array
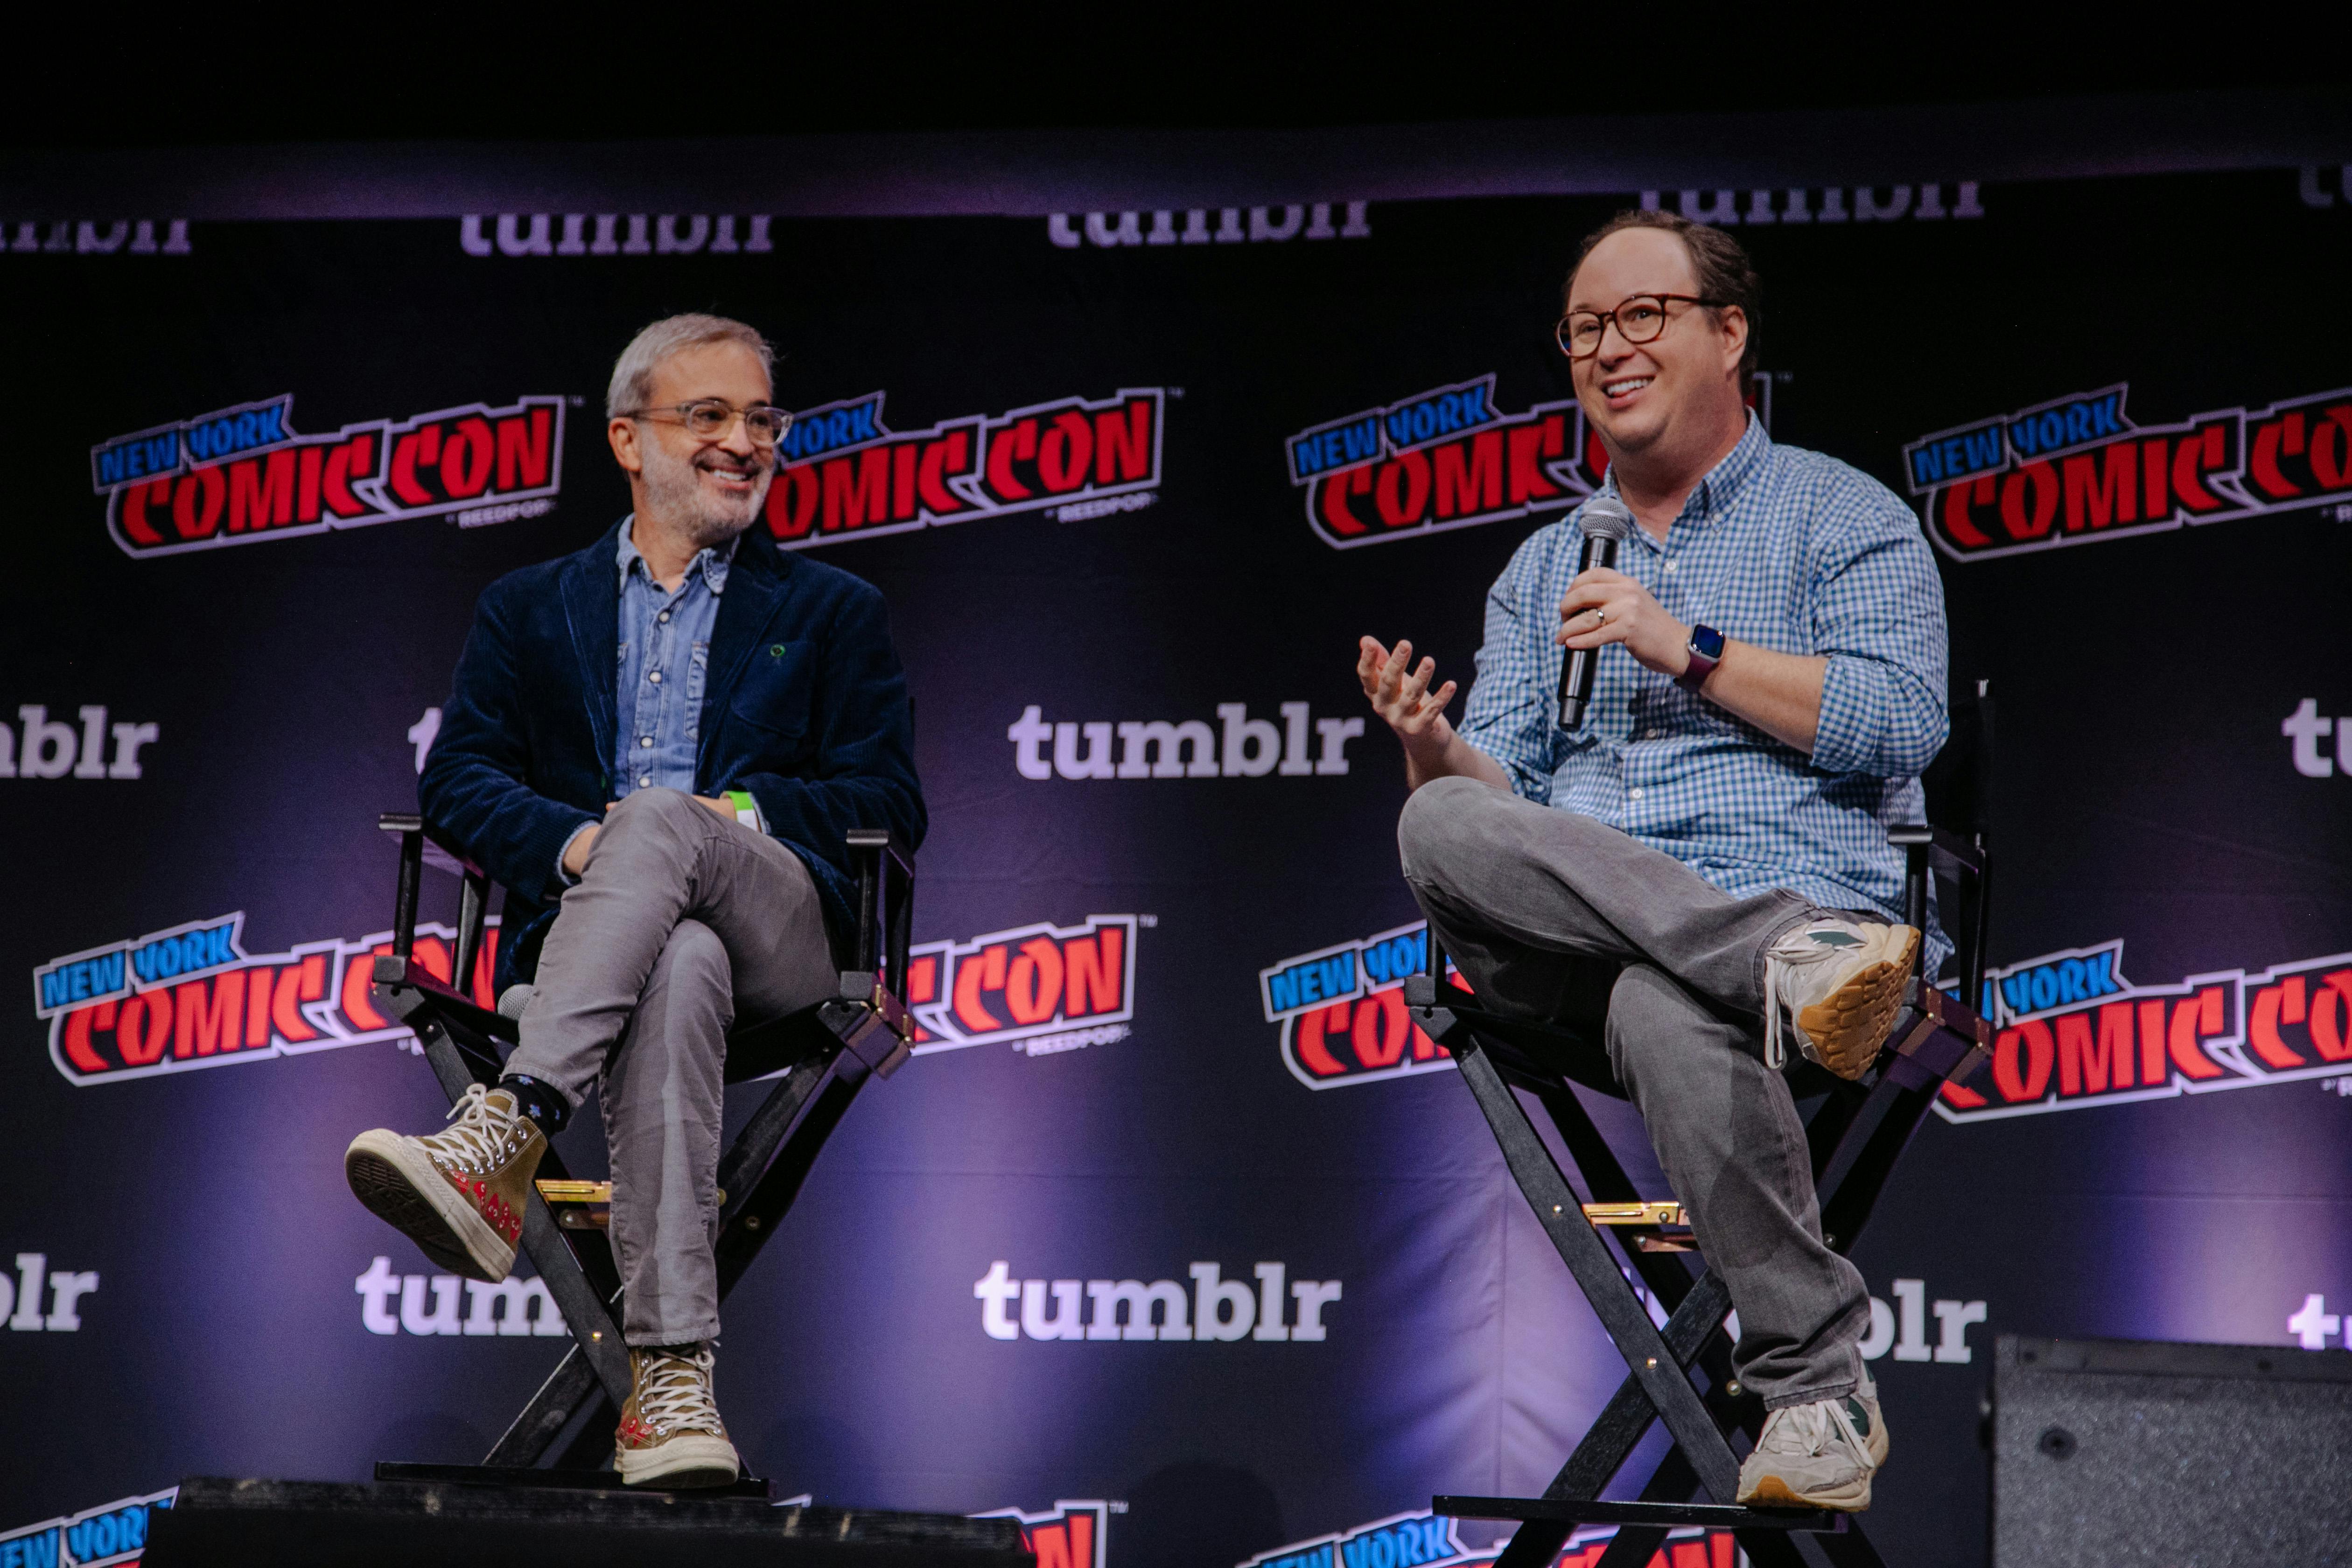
[
  {"x1": 715, "y1": 1044, "x2": 869, "y2": 1298},
  {"x1": 484, "y1": 1348, "x2": 610, "y2": 1468},
  {"x1": 1453, "y1": 1037, "x2": 1745, "y2": 1503},
  {"x1": 1592, "y1": 1526, "x2": 1670, "y2": 1568},
  {"x1": 391, "y1": 994, "x2": 635, "y2": 1413},
  {"x1": 1489, "y1": 1522, "x2": 1575, "y2": 1568}
]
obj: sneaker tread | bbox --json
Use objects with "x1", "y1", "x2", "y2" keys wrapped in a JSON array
[{"x1": 344, "y1": 1133, "x2": 513, "y2": 1282}]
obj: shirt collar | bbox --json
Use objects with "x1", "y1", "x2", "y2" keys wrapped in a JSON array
[
  {"x1": 616, "y1": 515, "x2": 736, "y2": 593},
  {"x1": 1682, "y1": 410, "x2": 1770, "y2": 524},
  {"x1": 1593, "y1": 408, "x2": 1771, "y2": 533}
]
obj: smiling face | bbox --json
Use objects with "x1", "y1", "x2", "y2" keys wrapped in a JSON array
[
  {"x1": 607, "y1": 339, "x2": 777, "y2": 546},
  {"x1": 1565, "y1": 226, "x2": 1749, "y2": 469}
]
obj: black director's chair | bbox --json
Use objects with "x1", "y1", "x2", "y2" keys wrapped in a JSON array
[
  {"x1": 1412, "y1": 683, "x2": 1997, "y2": 1568},
  {"x1": 368, "y1": 812, "x2": 916, "y2": 1477}
]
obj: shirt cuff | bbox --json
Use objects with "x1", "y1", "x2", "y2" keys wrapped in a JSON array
[
  {"x1": 553, "y1": 820, "x2": 596, "y2": 888},
  {"x1": 1810, "y1": 653, "x2": 1888, "y2": 775}
]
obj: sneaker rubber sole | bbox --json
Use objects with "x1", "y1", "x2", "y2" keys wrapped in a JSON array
[
  {"x1": 616, "y1": 1433, "x2": 739, "y2": 1489},
  {"x1": 1794, "y1": 925, "x2": 1920, "y2": 1079},
  {"x1": 1739, "y1": 1471, "x2": 1872, "y2": 1511},
  {"x1": 344, "y1": 1131, "x2": 516, "y2": 1283}
]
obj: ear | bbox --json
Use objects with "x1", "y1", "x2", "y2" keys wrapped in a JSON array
[
  {"x1": 1714, "y1": 306, "x2": 1750, "y2": 379},
  {"x1": 608, "y1": 415, "x2": 644, "y2": 477}
]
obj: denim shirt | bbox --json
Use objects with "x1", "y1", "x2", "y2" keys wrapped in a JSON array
[
  {"x1": 1456, "y1": 415, "x2": 1953, "y2": 967},
  {"x1": 553, "y1": 517, "x2": 737, "y2": 882}
]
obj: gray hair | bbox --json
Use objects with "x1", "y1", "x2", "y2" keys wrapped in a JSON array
[{"x1": 605, "y1": 314, "x2": 775, "y2": 419}]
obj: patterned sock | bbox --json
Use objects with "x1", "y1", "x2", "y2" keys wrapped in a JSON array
[{"x1": 497, "y1": 1074, "x2": 570, "y2": 1134}]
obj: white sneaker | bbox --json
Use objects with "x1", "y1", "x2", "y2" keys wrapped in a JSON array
[
  {"x1": 1736, "y1": 1383, "x2": 1889, "y2": 1511},
  {"x1": 1762, "y1": 918, "x2": 1919, "y2": 1079}
]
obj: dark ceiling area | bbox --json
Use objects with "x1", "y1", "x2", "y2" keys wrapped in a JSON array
[{"x1": 4, "y1": 12, "x2": 2346, "y2": 151}]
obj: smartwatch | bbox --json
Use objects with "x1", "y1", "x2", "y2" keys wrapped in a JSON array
[{"x1": 1678, "y1": 624, "x2": 1725, "y2": 692}]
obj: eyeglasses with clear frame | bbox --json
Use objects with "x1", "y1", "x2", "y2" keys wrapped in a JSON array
[
  {"x1": 1555, "y1": 294, "x2": 1730, "y2": 359},
  {"x1": 621, "y1": 399, "x2": 794, "y2": 446}
]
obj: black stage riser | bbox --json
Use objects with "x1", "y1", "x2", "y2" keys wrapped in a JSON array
[{"x1": 145, "y1": 1478, "x2": 1032, "y2": 1568}]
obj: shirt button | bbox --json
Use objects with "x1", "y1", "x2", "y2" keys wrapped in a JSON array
[
  {"x1": 639, "y1": 776, "x2": 651, "y2": 788},
  {"x1": 1664, "y1": 560, "x2": 1678, "y2": 573},
  {"x1": 1630, "y1": 787, "x2": 1645, "y2": 800},
  {"x1": 639, "y1": 736, "x2": 652, "y2": 748},
  {"x1": 649, "y1": 671, "x2": 662, "y2": 684},
  {"x1": 658, "y1": 611, "x2": 670, "y2": 623}
]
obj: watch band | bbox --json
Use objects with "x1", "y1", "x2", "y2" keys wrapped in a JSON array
[{"x1": 1678, "y1": 625, "x2": 1724, "y2": 692}]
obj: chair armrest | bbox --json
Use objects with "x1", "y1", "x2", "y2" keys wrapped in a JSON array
[
  {"x1": 844, "y1": 828, "x2": 917, "y2": 1010},
  {"x1": 377, "y1": 813, "x2": 493, "y2": 987},
  {"x1": 1886, "y1": 822, "x2": 1983, "y2": 876}
]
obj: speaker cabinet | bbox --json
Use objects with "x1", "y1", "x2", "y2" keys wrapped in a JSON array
[{"x1": 1991, "y1": 1334, "x2": 2352, "y2": 1565}]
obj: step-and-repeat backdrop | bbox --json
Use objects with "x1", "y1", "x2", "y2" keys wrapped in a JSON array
[{"x1": 5, "y1": 143, "x2": 2350, "y2": 1568}]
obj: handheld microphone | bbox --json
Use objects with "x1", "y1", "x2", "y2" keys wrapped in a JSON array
[{"x1": 1557, "y1": 498, "x2": 1634, "y2": 730}]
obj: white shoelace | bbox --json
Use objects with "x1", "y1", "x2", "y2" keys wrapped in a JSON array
[
  {"x1": 636, "y1": 1349, "x2": 724, "y2": 1436},
  {"x1": 1757, "y1": 1396, "x2": 1871, "y2": 1464},
  {"x1": 429, "y1": 1083, "x2": 522, "y2": 1172},
  {"x1": 1760, "y1": 929, "x2": 1847, "y2": 1070}
]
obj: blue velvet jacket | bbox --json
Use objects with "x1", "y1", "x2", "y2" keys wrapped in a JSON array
[{"x1": 420, "y1": 518, "x2": 925, "y2": 993}]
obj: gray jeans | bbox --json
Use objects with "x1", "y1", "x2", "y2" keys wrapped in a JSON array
[
  {"x1": 506, "y1": 788, "x2": 836, "y2": 1347},
  {"x1": 1398, "y1": 775, "x2": 1871, "y2": 1408}
]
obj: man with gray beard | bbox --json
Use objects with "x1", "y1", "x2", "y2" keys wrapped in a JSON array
[{"x1": 344, "y1": 315, "x2": 925, "y2": 1487}]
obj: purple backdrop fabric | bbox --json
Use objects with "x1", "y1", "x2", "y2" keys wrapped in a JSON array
[{"x1": 3, "y1": 112, "x2": 2351, "y2": 1568}]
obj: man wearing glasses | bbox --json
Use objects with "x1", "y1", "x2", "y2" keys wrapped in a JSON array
[
  {"x1": 345, "y1": 314, "x2": 925, "y2": 1487},
  {"x1": 1357, "y1": 212, "x2": 1946, "y2": 1511}
]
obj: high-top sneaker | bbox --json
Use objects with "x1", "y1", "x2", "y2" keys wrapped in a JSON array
[
  {"x1": 1736, "y1": 1378, "x2": 1890, "y2": 1511},
  {"x1": 1762, "y1": 918, "x2": 1921, "y2": 1079},
  {"x1": 615, "y1": 1344, "x2": 740, "y2": 1488},
  {"x1": 344, "y1": 1084, "x2": 545, "y2": 1282}
]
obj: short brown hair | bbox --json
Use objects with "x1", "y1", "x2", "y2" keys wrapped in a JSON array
[{"x1": 1564, "y1": 209, "x2": 1761, "y2": 382}]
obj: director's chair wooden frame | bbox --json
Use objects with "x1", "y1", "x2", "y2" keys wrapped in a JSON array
[
  {"x1": 1412, "y1": 683, "x2": 1997, "y2": 1568},
  {"x1": 369, "y1": 812, "x2": 915, "y2": 1475}
]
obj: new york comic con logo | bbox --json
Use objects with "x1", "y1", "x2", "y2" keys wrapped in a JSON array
[
  {"x1": 91, "y1": 393, "x2": 565, "y2": 558},
  {"x1": 1241, "y1": 1508, "x2": 1739, "y2": 1568},
  {"x1": 32, "y1": 911, "x2": 504, "y2": 1086},
  {"x1": 1936, "y1": 938, "x2": 2352, "y2": 1123},
  {"x1": 1907, "y1": 382, "x2": 2352, "y2": 562},
  {"x1": 0, "y1": 1486, "x2": 174, "y2": 1568},
  {"x1": 1286, "y1": 373, "x2": 1773, "y2": 550},
  {"x1": 973, "y1": 1501, "x2": 1108, "y2": 1568},
  {"x1": 762, "y1": 388, "x2": 1164, "y2": 547},
  {"x1": 1259, "y1": 921, "x2": 1463, "y2": 1090},
  {"x1": 1284, "y1": 376, "x2": 1598, "y2": 549},
  {"x1": 900, "y1": 916, "x2": 1141, "y2": 1059}
]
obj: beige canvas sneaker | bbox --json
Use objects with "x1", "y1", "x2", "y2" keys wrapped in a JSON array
[
  {"x1": 1736, "y1": 1384, "x2": 1890, "y2": 1511},
  {"x1": 1762, "y1": 919, "x2": 1921, "y2": 1078},
  {"x1": 344, "y1": 1084, "x2": 545, "y2": 1282},
  {"x1": 615, "y1": 1344, "x2": 741, "y2": 1489}
]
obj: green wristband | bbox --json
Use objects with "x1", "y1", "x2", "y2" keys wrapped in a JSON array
[{"x1": 724, "y1": 790, "x2": 760, "y2": 829}]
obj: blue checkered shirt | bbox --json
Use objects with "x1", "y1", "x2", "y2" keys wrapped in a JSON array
[
  {"x1": 1456, "y1": 414, "x2": 1951, "y2": 965},
  {"x1": 553, "y1": 518, "x2": 744, "y2": 886}
]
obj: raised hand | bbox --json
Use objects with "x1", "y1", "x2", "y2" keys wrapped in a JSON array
[{"x1": 1358, "y1": 636, "x2": 1457, "y2": 749}]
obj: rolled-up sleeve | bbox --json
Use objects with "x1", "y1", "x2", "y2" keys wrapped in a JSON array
[
  {"x1": 1807, "y1": 483, "x2": 1949, "y2": 778},
  {"x1": 1457, "y1": 528, "x2": 1563, "y2": 802}
]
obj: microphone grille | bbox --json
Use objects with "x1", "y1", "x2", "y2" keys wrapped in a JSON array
[{"x1": 1579, "y1": 497, "x2": 1634, "y2": 541}]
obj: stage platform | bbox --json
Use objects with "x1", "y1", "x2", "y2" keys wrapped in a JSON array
[{"x1": 145, "y1": 1473, "x2": 1033, "y2": 1567}]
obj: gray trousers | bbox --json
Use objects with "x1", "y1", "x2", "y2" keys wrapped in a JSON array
[
  {"x1": 506, "y1": 788, "x2": 836, "y2": 1347},
  {"x1": 1398, "y1": 775, "x2": 1872, "y2": 1408}
]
